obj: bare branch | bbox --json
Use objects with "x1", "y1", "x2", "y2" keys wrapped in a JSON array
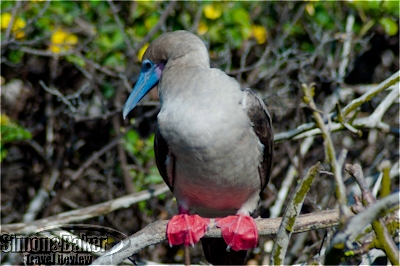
[
  {"x1": 338, "y1": 12, "x2": 355, "y2": 81},
  {"x1": 1, "y1": 184, "x2": 170, "y2": 234},
  {"x1": 275, "y1": 72, "x2": 400, "y2": 142},
  {"x1": 345, "y1": 164, "x2": 400, "y2": 266},
  {"x1": 325, "y1": 192, "x2": 400, "y2": 265},
  {"x1": 302, "y1": 83, "x2": 349, "y2": 221},
  {"x1": 271, "y1": 162, "x2": 323, "y2": 265},
  {"x1": 342, "y1": 71, "x2": 400, "y2": 117},
  {"x1": 92, "y1": 209, "x2": 341, "y2": 265},
  {"x1": 107, "y1": 0, "x2": 134, "y2": 56}
]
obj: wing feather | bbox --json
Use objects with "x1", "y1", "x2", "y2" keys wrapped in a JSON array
[
  {"x1": 154, "y1": 128, "x2": 175, "y2": 191},
  {"x1": 242, "y1": 88, "x2": 274, "y2": 192}
]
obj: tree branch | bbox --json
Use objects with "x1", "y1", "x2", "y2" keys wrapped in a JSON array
[
  {"x1": 92, "y1": 209, "x2": 341, "y2": 265},
  {"x1": 274, "y1": 71, "x2": 400, "y2": 142},
  {"x1": 345, "y1": 164, "x2": 399, "y2": 266},
  {"x1": 302, "y1": 83, "x2": 349, "y2": 222},
  {"x1": 1, "y1": 185, "x2": 169, "y2": 234},
  {"x1": 271, "y1": 162, "x2": 322, "y2": 265},
  {"x1": 325, "y1": 192, "x2": 400, "y2": 265}
]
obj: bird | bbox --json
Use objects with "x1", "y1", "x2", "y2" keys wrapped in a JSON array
[{"x1": 123, "y1": 30, "x2": 274, "y2": 265}]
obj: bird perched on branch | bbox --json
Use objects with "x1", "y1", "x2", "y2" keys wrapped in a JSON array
[{"x1": 123, "y1": 30, "x2": 274, "y2": 265}]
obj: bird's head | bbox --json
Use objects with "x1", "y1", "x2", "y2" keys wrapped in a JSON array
[{"x1": 122, "y1": 31, "x2": 209, "y2": 119}]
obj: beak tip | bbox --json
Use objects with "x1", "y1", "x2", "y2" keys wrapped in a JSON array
[{"x1": 122, "y1": 108, "x2": 130, "y2": 120}]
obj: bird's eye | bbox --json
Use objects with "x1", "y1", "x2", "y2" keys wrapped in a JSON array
[{"x1": 143, "y1": 60, "x2": 153, "y2": 69}]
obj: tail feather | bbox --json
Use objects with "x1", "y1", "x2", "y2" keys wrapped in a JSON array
[{"x1": 201, "y1": 238, "x2": 247, "y2": 265}]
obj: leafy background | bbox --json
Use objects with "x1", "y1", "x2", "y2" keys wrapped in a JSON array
[{"x1": 1, "y1": 1, "x2": 399, "y2": 265}]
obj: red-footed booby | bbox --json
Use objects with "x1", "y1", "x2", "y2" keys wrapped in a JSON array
[{"x1": 123, "y1": 31, "x2": 274, "y2": 265}]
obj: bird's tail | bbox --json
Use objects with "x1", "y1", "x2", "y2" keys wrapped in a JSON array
[{"x1": 201, "y1": 238, "x2": 247, "y2": 265}]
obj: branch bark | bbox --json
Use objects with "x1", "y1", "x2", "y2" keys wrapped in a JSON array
[
  {"x1": 325, "y1": 192, "x2": 400, "y2": 265},
  {"x1": 271, "y1": 162, "x2": 322, "y2": 265},
  {"x1": 92, "y1": 209, "x2": 341, "y2": 265},
  {"x1": 302, "y1": 84, "x2": 349, "y2": 222},
  {"x1": 1, "y1": 185, "x2": 170, "y2": 234}
]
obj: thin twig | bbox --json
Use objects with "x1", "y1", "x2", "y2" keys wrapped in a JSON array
[
  {"x1": 39, "y1": 80, "x2": 77, "y2": 113},
  {"x1": 130, "y1": 1, "x2": 177, "y2": 58},
  {"x1": 342, "y1": 71, "x2": 399, "y2": 117},
  {"x1": 107, "y1": 0, "x2": 134, "y2": 56},
  {"x1": 19, "y1": 46, "x2": 78, "y2": 57},
  {"x1": 44, "y1": 134, "x2": 128, "y2": 213},
  {"x1": 274, "y1": 72, "x2": 400, "y2": 142},
  {"x1": 269, "y1": 136, "x2": 315, "y2": 218},
  {"x1": 302, "y1": 83, "x2": 349, "y2": 222},
  {"x1": 112, "y1": 85, "x2": 134, "y2": 194},
  {"x1": 345, "y1": 164, "x2": 399, "y2": 265},
  {"x1": 338, "y1": 12, "x2": 355, "y2": 81}
]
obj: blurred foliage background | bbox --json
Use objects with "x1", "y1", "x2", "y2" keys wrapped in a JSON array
[{"x1": 1, "y1": 1, "x2": 399, "y2": 265}]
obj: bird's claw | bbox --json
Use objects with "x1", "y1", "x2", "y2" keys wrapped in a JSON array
[
  {"x1": 216, "y1": 214, "x2": 258, "y2": 251},
  {"x1": 167, "y1": 214, "x2": 210, "y2": 246}
]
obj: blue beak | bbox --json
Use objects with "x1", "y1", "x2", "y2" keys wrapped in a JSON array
[{"x1": 123, "y1": 62, "x2": 162, "y2": 119}]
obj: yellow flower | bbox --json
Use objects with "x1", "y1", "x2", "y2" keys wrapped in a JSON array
[
  {"x1": 137, "y1": 43, "x2": 149, "y2": 61},
  {"x1": 197, "y1": 21, "x2": 208, "y2": 35},
  {"x1": 14, "y1": 17, "x2": 26, "y2": 39},
  {"x1": 49, "y1": 29, "x2": 78, "y2": 54},
  {"x1": 15, "y1": 17, "x2": 26, "y2": 29},
  {"x1": 135, "y1": 139, "x2": 145, "y2": 150},
  {"x1": 252, "y1": 25, "x2": 267, "y2": 44},
  {"x1": 306, "y1": 3, "x2": 315, "y2": 16},
  {"x1": 1, "y1": 13, "x2": 26, "y2": 39},
  {"x1": 51, "y1": 29, "x2": 68, "y2": 44},
  {"x1": 203, "y1": 4, "x2": 221, "y2": 20},
  {"x1": 65, "y1": 34, "x2": 78, "y2": 45},
  {"x1": 0, "y1": 113, "x2": 10, "y2": 126},
  {"x1": 1, "y1": 13, "x2": 12, "y2": 30},
  {"x1": 50, "y1": 45, "x2": 61, "y2": 54}
]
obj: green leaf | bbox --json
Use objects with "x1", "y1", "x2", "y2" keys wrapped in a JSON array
[
  {"x1": 66, "y1": 55, "x2": 86, "y2": 67},
  {"x1": 145, "y1": 15, "x2": 159, "y2": 30},
  {"x1": 0, "y1": 115, "x2": 32, "y2": 162},
  {"x1": 232, "y1": 8, "x2": 250, "y2": 27},
  {"x1": 379, "y1": 17, "x2": 398, "y2": 36},
  {"x1": 382, "y1": 1, "x2": 400, "y2": 18},
  {"x1": 89, "y1": 0, "x2": 102, "y2": 7},
  {"x1": 1, "y1": 125, "x2": 32, "y2": 143},
  {"x1": 314, "y1": 7, "x2": 334, "y2": 29},
  {"x1": 146, "y1": 174, "x2": 163, "y2": 184},
  {"x1": 157, "y1": 193, "x2": 166, "y2": 200},
  {"x1": 100, "y1": 82, "x2": 115, "y2": 99},
  {"x1": 8, "y1": 50, "x2": 24, "y2": 64},
  {"x1": 126, "y1": 130, "x2": 140, "y2": 145},
  {"x1": 0, "y1": 144, "x2": 8, "y2": 162},
  {"x1": 1, "y1": 1, "x2": 16, "y2": 10},
  {"x1": 103, "y1": 52, "x2": 125, "y2": 71},
  {"x1": 138, "y1": 201, "x2": 146, "y2": 212}
]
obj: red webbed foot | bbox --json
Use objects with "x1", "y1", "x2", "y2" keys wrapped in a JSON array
[
  {"x1": 215, "y1": 214, "x2": 258, "y2": 251},
  {"x1": 167, "y1": 214, "x2": 210, "y2": 247}
]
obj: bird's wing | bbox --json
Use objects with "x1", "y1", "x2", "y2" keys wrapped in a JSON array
[
  {"x1": 154, "y1": 128, "x2": 175, "y2": 191},
  {"x1": 242, "y1": 88, "x2": 274, "y2": 192}
]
